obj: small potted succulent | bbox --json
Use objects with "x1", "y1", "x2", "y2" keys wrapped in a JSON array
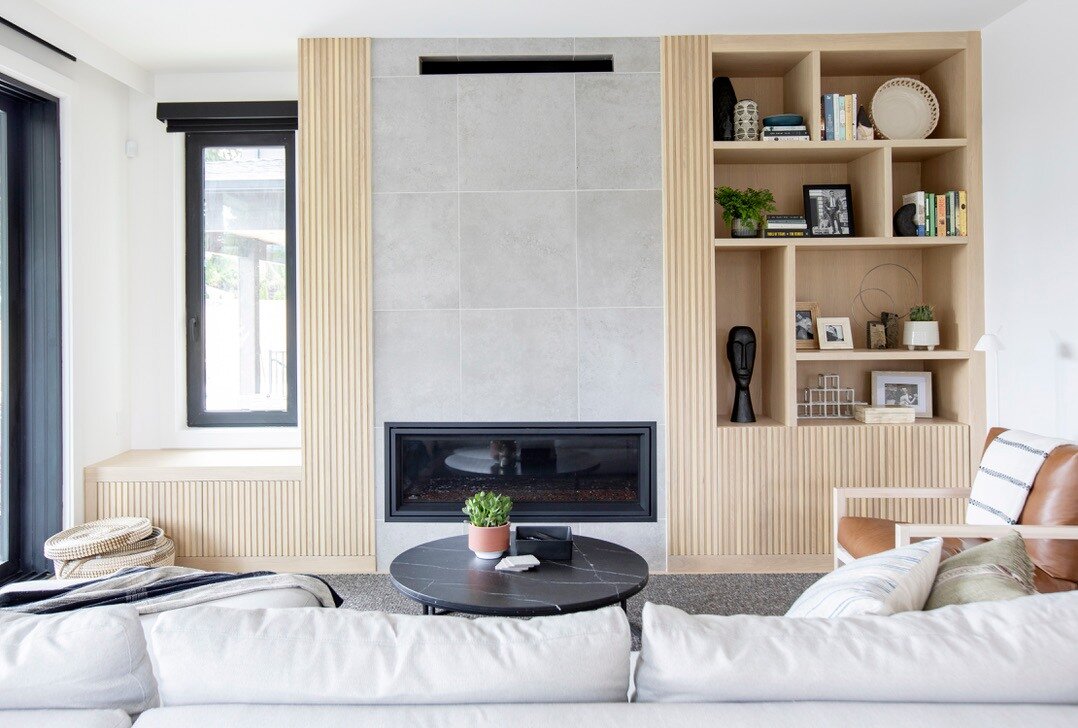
[
  {"x1": 714, "y1": 186, "x2": 776, "y2": 238},
  {"x1": 462, "y1": 491, "x2": 513, "y2": 559},
  {"x1": 903, "y1": 304, "x2": 940, "y2": 351}
]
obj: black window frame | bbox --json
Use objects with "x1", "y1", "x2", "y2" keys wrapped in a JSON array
[
  {"x1": 184, "y1": 130, "x2": 298, "y2": 427},
  {"x1": 0, "y1": 73, "x2": 62, "y2": 582}
]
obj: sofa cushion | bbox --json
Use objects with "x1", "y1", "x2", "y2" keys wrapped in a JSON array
[
  {"x1": 149, "y1": 605, "x2": 630, "y2": 706},
  {"x1": 926, "y1": 531, "x2": 1035, "y2": 610},
  {"x1": 786, "y1": 538, "x2": 942, "y2": 617},
  {"x1": 1012, "y1": 429, "x2": 1078, "y2": 584},
  {"x1": 635, "y1": 592, "x2": 1078, "y2": 704},
  {"x1": 0, "y1": 606, "x2": 157, "y2": 713},
  {"x1": 2, "y1": 709, "x2": 131, "y2": 728},
  {"x1": 129, "y1": 703, "x2": 1078, "y2": 728}
]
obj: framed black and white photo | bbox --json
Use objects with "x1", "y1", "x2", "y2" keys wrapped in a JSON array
[
  {"x1": 816, "y1": 316, "x2": 854, "y2": 349},
  {"x1": 871, "y1": 370, "x2": 934, "y2": 418},
  {"x1": 803, "y1": 184, "x2": 855, "y2": 237},
  {"x1": 794, "y1": 301, "x2": 821, "y2": 350}
]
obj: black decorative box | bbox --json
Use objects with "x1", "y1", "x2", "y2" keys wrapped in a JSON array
[{"x1": 512, "y1": 525, "x2": 573, "y2": 561}]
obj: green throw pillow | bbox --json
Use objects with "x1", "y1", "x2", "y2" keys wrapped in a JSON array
[{"x1": 924, "y1": 531, "x2": 1036, "y2": 610}]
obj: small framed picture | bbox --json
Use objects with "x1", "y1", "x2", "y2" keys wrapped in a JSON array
[
  {"x1": 803, "y1": 184, "x2": 855, "y2": 237},
  {"x1": 872, "y1": 370, "x2": 934, "y2": 418},
  {"x1": 794, "y1": 301, "x2": 821, "y2": 350},
  {"x1": 816, "y1": 316, "x2": 854, "y2": 349}
]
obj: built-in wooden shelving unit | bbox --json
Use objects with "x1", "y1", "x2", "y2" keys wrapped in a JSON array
[{"x1": 663, "y1": 32, "x2": 984, "y2": 573}]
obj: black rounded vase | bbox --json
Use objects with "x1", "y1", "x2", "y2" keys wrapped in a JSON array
[{"x1": 712, "y1": 77, "x2": 736, "y2": 142}]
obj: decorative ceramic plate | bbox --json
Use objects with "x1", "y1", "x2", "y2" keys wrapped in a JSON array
[
  {"x1": 762, "y1": 114, "x2": 804, "y2": 127},
  {"x1": 871, "y1": 78, "x2": 939, "y2": 139}
]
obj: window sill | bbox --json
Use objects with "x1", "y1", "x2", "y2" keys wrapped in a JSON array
[{"x1": 85, "y1": 448, "x2": 303, "y2": 482}]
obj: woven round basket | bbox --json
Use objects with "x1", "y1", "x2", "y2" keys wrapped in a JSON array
[
  {"x1": 43, "y1": 517, "x2": 153, "y2": 561},
  {"x1": 53, "y1": 535, "x2": 176, "y2": 579}
]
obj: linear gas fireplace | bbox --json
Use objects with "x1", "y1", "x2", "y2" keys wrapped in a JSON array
[{"x1": 385, "y1": 422, "x2": 656, "y2": 522}]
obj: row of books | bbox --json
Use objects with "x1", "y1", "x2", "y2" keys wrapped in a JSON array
[
  {"x1": 902, "y1": 191, "x2": 968, "y2": 236},
  {"x1": 764, "y1": 215, "x2": 808, "y2": 237},
  {"x1": 762, "y1": 124, "x2": 810, "y2": 141},
  {"x1": 822, "y1": 93, "x2": 867, "y2": 141}
]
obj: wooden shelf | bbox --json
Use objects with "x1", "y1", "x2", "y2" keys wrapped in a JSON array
[
  {"x1": 797, "y1": 416, "x2": 963, "y2": 428},
  {"x1": 713, "y1": 139, "x2": 966, "y2": 164},
  {"x1": 716, "y1": 415, "x2": 785, "y2": 429},
  {"x1": 796, "y1": 348, "x2": 970, "y2": 362},
  {"x1": 714, "y1": 238, "x2": 788, "y2": 250},
  {"x1": 795, "y1": 236, "x2": 967, "y2": 250}
]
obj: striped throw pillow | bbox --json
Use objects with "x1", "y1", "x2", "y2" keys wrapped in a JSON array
[{"x1": 786, "y1": 538, "x2": 943, "y2": 617}]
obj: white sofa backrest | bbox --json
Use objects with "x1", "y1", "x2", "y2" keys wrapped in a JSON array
[
  {"x1": 0, "y1": 606, "x2": 158, "y2": 713},
  {"x1": 634, "y1": 591, "x2": 1078, "y2": 704},
  {"x1": 149, "y1": 604, "x2": 631, "y2": 706}
]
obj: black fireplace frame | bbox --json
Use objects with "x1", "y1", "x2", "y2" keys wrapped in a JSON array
[{"x1": 384, "y1": 422, "x2": 657, "y2": 523}]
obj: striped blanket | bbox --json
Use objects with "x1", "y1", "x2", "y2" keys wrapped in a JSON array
[
  {"x1": 966, "y1": 430, "x2": 1071, "y2": 525},
  {"x1": 0, "y1": 566, "x2": 341, "y2": 614}
]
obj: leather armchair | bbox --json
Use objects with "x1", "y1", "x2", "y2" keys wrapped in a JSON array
[{"x1": 833, "y1": 428, "x2": 1078, "y2": 593}]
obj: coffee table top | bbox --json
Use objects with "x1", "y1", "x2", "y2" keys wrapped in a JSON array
[{"x1": 389, "y1": 535, "x2": 649, "y2": 617}]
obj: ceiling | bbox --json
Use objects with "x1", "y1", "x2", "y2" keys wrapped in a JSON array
[{"x1": 32, "y1": 0, "x2": 1027, "y2": 74}]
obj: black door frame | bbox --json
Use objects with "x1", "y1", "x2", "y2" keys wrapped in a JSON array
[{"x1": 0, "y1": 73, "x2": 62, "y2": 581}]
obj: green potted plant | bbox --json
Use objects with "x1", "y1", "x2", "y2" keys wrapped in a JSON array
[
  {"x1": 903, "y1": 304, "x2": 940, "y2": 351},
  {"x1": 462, "y1": 491, "x2": 513, "y2": 559},
  {"x1": 714, "y1": 186, "x2": 776, "y2": 238}
]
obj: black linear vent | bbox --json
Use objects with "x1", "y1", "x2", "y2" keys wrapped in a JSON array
[{"x1": 420, "y1": 55, "x2": 613, "y2": 75}]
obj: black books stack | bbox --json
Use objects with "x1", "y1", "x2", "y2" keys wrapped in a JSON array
[
  {"x1": 765, "y1": 215, "x2": 808, "y2": 237},
  {"x1": 762, "y1": 124, "x2": 810, "y2": 141}
]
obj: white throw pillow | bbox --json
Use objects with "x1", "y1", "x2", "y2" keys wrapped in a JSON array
[
  {"x1": 635, "y1": 592, "x2": 1078, "y2": 703},
  {"x1": 785, "y1": 537, "x2": 942, "y2": 617},
  {"x1": 150, "y1": 604, "x2": 630, "y2": 706},
  {"x1": 0, "y1": 606, "x2": 158, "y2": 713}
]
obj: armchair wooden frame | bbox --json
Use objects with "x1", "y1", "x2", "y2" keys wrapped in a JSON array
[{"x1": 833, "y1": 487, "x2": 1078, "y2": 569}]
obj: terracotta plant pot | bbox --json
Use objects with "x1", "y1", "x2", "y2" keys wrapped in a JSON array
[{"x1": 468, "y1": 523, "x2": 510, "y2": 559}]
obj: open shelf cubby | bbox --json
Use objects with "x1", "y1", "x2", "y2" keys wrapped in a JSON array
[{"x1": 709, "y1": 34, "x2": 982, "y2": 434}]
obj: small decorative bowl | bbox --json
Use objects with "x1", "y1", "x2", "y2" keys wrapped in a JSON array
[{"x1": 762, "y1": 114, "x2": 804, "y2": 127}]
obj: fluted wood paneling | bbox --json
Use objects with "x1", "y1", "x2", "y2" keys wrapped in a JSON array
[
  {"x1": 298, "y1": 37, "x2": 375, "y2": 561},
  {"x1": 662, "y1": 36, "x2": 721, "y2": 559}
]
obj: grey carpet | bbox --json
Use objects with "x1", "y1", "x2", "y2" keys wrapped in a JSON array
[{"x1": 323, "y1": 573, "x2": 821, "y2": 650}]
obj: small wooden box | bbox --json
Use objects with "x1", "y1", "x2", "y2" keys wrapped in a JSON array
[{"x1": 854, "y1": 404, "x2": 916, "y2": 424}]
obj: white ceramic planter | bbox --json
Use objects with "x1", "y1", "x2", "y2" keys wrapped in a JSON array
[{"x1": 903, "y1": 321, "x2": 940, "y2": 350}]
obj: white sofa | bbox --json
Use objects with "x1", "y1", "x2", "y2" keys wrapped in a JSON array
[{"x1": 2, "y1": 591, "x2": 1077, "y2": 727}]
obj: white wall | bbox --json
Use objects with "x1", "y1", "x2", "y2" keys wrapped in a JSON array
[
  {"x1": 0, "y1": 27, "x2": 133, "y2": 524},
  {"x1": 983, "y1": 0, "x2": 1078, "y2": 440},
  {"x1": 126, "y1": 71, "x2": 299, "y2": 450}
]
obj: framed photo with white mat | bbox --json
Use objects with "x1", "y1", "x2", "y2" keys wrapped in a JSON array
[{"x1": 872, "y1": 370, "x2": 933, "y2": 418}]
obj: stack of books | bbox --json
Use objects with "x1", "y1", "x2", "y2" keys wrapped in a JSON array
[
  {"x1": 762, "y1": 120, "x2": 810, "y2": 141},
  {"x1": 822, "y1": 93, "x2": 861, "y2": 141},
  {"x1": 901, "y1": 190, "x2": 968, "y2": 236},
  {"x1": 764, "y1": 215, "x2": 808, "y2": 238}
]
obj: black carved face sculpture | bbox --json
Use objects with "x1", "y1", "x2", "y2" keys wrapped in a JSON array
[{"x1": 727, "y1": 326, "x2": 756, "y2": 387}]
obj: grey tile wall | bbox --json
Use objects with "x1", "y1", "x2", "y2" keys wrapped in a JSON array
[{"x1": 372, "y1": 38, "x2": 665, "y2": 571}]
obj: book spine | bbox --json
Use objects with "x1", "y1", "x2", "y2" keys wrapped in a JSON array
[
  {"x1": 846, "y1": 94, "x2": 855, "y2": 142},
  {"x1": 762, "y1": 135, "x2": 810, "y2": 141},
  {"x1": 765, "y1": 224, "x2": 809, "y2": 230},
  {"x1": 837, "y1": 94, "x2": 846, "y2": 140},
  {"x1": 761, "y1": 129, "x2": 811, "y2": 136},
  {"x1": 948, "y1": 192, "x2": 956, "y2": 236},
  {"x1": 936, "y1": 194, "x2": 946, "y2": 237},
  {"x1": 766, "y1": 215, "x2": 807, "y2": 221},
  {"x1": 926, "y1": 193, "x2": 935, "y2": 236},
  {"x1": 762, "y1": 126, "x2": 808, "y2": 132},
  {"x1": 764, "y1": 230, "x2": 807, "y2": 237},
  {"x1": 958, "y1": 190, "x2": 968, "y2": 236},
  {"x1": 823, "y1": 94, "x2": 834, "y2": 140}
]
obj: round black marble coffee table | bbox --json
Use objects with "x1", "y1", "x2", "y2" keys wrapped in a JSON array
[{"x1": 389, "y1": 535, "x2": 649, "y2": 617}]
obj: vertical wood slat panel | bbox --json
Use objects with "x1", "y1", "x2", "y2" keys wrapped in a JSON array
[
  {"x1": 298, "y1": 37, "x2": 374, "y2": 558},
  {"x1": 662, "y1": 36, "x2": 717, "y2": 558}
]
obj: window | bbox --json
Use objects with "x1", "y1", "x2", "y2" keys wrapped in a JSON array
[
  {"x1": 185, "y1": 131, "x2": 297, "y2": 426},
  {"x1": 0, "y1": 75, "x2": 62, "y2": 582}
]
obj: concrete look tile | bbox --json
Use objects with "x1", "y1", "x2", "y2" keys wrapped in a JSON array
[
  {"x1": 576, "y1": 190, "x2": 662, "y2": 308},
  {"x1": 460, "y1": 308, "x2": 578, "y2": 421},
  {"x1": 575, "y1": 73, "x2": 661, "y2": 190},
  {"x1": 459, "y1": 191, "x2": 576, "y2": 309},
  {"x1": 573, "y1": 37, "x2": 660, "y2": 73},
  {"x1": 376, "y1": 522, "x2": 464, "y2": 572},
  {"x1": 577, "y1": 308, "x2": 664, "y2": 422},
  {"x1": 458, "y1": 74, "x2": 574, "y2": 191},
  {"x1": 576, "y1": 520, "x2": 667, "y2": 572},
  {"x1": 373, "y1": 192, "x2": 459, "y2": 310},
  {"x1": 374, "y1": 310, "x2": 461, "y2": 423},
  {"x1": 456, "y1": 37, "x2": 573, "y2": 57},
  {"x1": 373, "y1": 76, "x2": 457, "y2": 193},
  {"x1": 374, "y1": 427, "x2": 386, "y2": 520},
  {"x1": 372, "y1": 38, "x2": 458, "y2": 77}
]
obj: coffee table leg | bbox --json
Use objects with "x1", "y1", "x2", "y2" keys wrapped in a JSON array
[
  {"x1": 620, "y1": 599, "x2": 627, "y2": 612},
  {"x1": 422, "y1": 603, "x2": 431, "y2": 615}
]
